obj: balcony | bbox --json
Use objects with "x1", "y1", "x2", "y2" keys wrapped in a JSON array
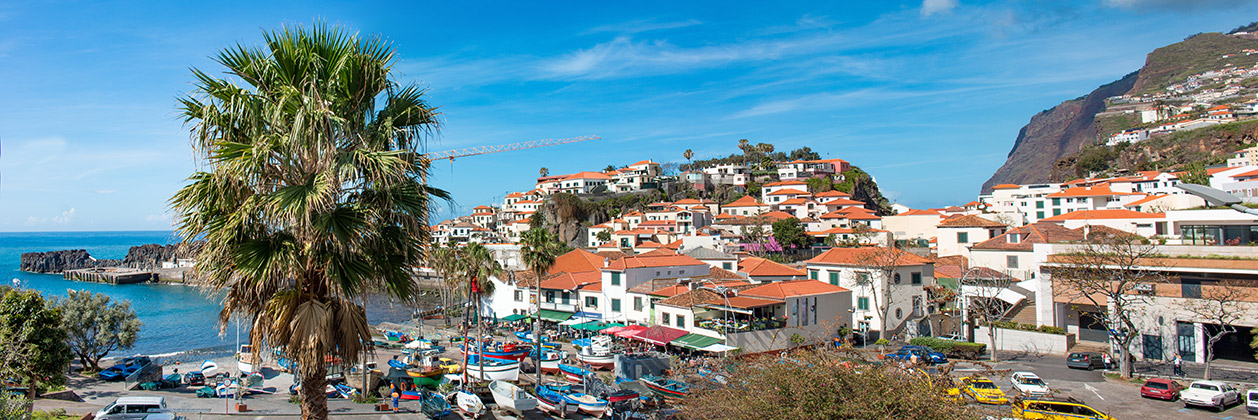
[{"x1": 540, "y1": 301, "x2": 579, "y2": 313}]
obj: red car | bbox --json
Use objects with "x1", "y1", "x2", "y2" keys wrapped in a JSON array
[{"x1": 1141, "y1": 378, "x2": 1184, "y2": 400}]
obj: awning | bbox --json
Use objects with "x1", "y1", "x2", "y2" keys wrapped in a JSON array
[
  {"x1": 501, "y1": 314, "x2": 527, "y2": 322},
  {"x1": 560, "y1": 318, "x2": 585, "y2": 326},
  {"x1": 671, "y1": 333, "x2": 723, "y2": 350},
  {"x1": 572, "y1": 311, "x2": 603, "y2": 320},
  {"x1": 961, "y1": 286, "x2": 1026, "y2": 305},
  {"x1": 601, "y1": 326, "x2": 627, "y2": 335},
  {"x1": 570, "y1": 321, "x2": 605, "y2": 331},
  {"x1": 630, "y1": 325, "x2": 688, "y2": 345},
  {"x1": 613, "y1": 325, "x2": 648, "y2": 338},
  {"x1": 699, "y1": 343, "x2": 740, "y2": 353},
  {"x1": 536, "y1": 310, "x2": 573, "y2": 322}
]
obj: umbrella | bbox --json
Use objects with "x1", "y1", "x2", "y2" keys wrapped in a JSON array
[
  {"x1": 613, "y1": 325, "x2": 648, "y2": 338},
  {"x1": 630, "y1": 325, "x2": 687, "y2": 345}
]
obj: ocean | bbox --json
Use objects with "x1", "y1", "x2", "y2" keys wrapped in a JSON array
[{"x1": 0, "y1": 231, "x2": 418, "y2": 363}]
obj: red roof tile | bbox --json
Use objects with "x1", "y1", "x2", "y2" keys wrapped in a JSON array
[
  {"x1": 1041, "y1": 209, "x2": 1165, "y2": 221},
  {"x1": 738, "y1": 257, "x2": 806, "y2": 277},
  {"x1": 806, "y1": 247, "x2": 934, "y2": 266},
  {"x1": 740, "y1": 279, "x2": 849, "y2": 299}
]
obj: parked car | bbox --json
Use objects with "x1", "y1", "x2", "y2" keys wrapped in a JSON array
[
  {"x1": 903, "y1": 345, "x2": 948, "y2": 364},
  {"x1": 1140, "y1": 378, "x2": 1184, "y2": 401},
  {"x1": 885, "y1": 346, "x2": 945, "y2": 365},
  {"x1": 1066, "y1": 352, "x2": 1105, "y2": 370},
  {"x1": 183, "y1": 371, "x2": 205, "y2": 386},
  {"x1": 1246, "y1": 388, "x2": 1258, "y2": 415},
  {"x1": 960, "y1": 376, "x2": 1009, "y2": 405},
  {"x1": 1012, "y1": 396, "x2": 1113, "y2": 420},
  {"x1": 1011, "y1": 371, "x2": 1051, "y2": 397},
  {"x1": 935, "y1": 333, "x2": 965, "y2": 341},
  {"x1": 1181, "y1": 380, "x2": 1241, "y2": 411},
  {"x1": 94, "y1": 397, "x2": 166, "y2": 420}
]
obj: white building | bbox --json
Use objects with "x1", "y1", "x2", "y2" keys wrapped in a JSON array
[{"x1": 804, "y1": 247, "x2": 935, "y2": 340}]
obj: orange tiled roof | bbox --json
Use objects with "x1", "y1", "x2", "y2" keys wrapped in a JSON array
[
  {"x1": 539, "y1": 271, "x2": 602, "y2": 290},
  {"x1": 1123, "y1": 195, "x2": 1167, "y2": 207},
  {"x1": 806, "y1": 247, "x2": 934, "y2": 266},
  {"x1": 898, "y1": 209, "x2": 942, "y2": 216},
  {"x1": 704, "y1": 296, "x2": 782, "y2": 309},
  {"x1": 991, "y1": 184, "x2": 1021, "y2": 189},
  {"x1": 939, "y1": 215, "x2": 1006, "y2": 228},
  {"x1": 629, "y1": 160, "x2": 659, "y2": 166},
  {"x1": 820, "y1": 198, "x2": 865, "y2": 206},
  {"x1": 766, "y1": 188, "x2": 811, "y2": 196},
  {"x1": 762, "y1": 180, "x2": 808, "y2": 187},
  {"x1": 779, "y1": 198, "x2": 810, "y2": 205},
  {"x1": 1046, "y1": 185, "x2": 1139, "y2": 198},
  {"x1": 738, "y1": 257, "x2": 806, "y2": 277},
  {"x1": 813, "y1": 190, "x2": 852, "y2": 198},
  {"x1": 1041, "y1": 209, "x2": 1165, "y2": 221},
  {"x1": 740, "y1": 279, "x2": 849, "y2": 299},
  {"x1": 547, "y1": 249, "x2": 606, "y2": 275},
  {"x1": 562, "y1": 171, "x2": 612, "y2": 181},
  {"x1": 605, "y1": 253, "x2": 707, "y2": 270},
  {"x1": 725, "y1": 195, "x2": 765, "y2": 207}
]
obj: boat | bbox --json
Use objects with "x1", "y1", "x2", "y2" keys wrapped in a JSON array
[
  {"x1": 553, "y1": 387, "x2": 608, "y2": 417},
  {"x1": 452, "y1": 390, "x2": 485, "y2": 418},
  {"x1": 403, "y1": 338, "x2": 444, "y2": 353},
  {"x1": 236, "y1": 344, "x2": 255, "y2": 374},
  {"x1": 334, "y1": 383, "x2": 357, "y2": 399},
  {"x1": 463, "y1": 354, "x2": 520, "y2": 382},
  {"x1": 387, "y1": 359, "x2": 407, "y2": 370},
  {"x1": 459, "y1": 341, "x2": 531, "y2": 362},
  {"x1": 215, "y1": 380, "x2": 239, "y2": 398},
  {"x1": 97, "y1": 367, "x2": 124, "y2": 381},
  {"x1": 575, "y1": 335, "x2": 616, "y2": 370},
  {"x1": 558, "y1": 363, "x2": 591, "y2": 384},
  {"x1": 244, "y1": 372, "x2": 264, "y2": 389},
  {"x1": 399, "y1": 390, "x2": 423, "y2": 400},
  {"x1": 602, "y1": 388, "x2": 640, "y2": 403},
  {"x1": 488, "y1": 380, "x2": 538, "y2": 414},
  {"x1": 641, "y1": 375, "x2": 690, "y2": 400},
  {"x1": 200, "y1": 360, "x2": 219, "y2": 378},
  {"x1": 535, "y1": 385, "x2": 580, "y2": 417},
  {"x1": 408, "y1": 367, "x2": 445, "y2": 389},
  {"x1": 532, "y1": 348, "x2": 565, "y2": 374},
  {"x1": 420, "y1": 390, "x2": 452, "y2": 418}
]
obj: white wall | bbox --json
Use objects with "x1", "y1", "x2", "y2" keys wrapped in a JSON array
[{"x1": 975, "y1": 327, "x2": 1075, "y2": 355}]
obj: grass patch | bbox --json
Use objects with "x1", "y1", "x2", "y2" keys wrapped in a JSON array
[
  {"x1": 31, "y1": 409, "x2": 77, "y2": 420},
  {"x1": 1103, "y1": 372, "x2": 1146, "y2": 384}
]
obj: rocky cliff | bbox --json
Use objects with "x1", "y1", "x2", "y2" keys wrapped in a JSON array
[{"x1": 20, "y1": 250, "x2": 120, "y2": 273}]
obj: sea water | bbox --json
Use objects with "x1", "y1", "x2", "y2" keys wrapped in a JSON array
[{"x1": 0, "y1": 231, "x2": 417, "y2": 363}]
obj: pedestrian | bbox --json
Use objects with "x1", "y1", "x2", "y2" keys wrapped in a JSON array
[
  {"x1": 1102, "y1": 352, "x2": 1113, "y2": 369},
  {"x1": 391, "y1": 385, "x2": 401, "y2": 412},
  {"x1": 909, "y1": 353, "x2": 920, "y2": 365},
  {"x1": 1173, "y1": 353, "x2": 1184, "y2": 376}
]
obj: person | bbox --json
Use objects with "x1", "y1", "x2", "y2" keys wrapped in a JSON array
[
  {"x1": 1102, "y1": 352, "x2": 1113, "y2": 370},
  {"x1": 1173, "y1": 353, "x2": 1184, "y2": 376},
  {"x1": 909, "y1": 352, "x2": 920, "y2": 365},
  {"x1": 391, "y1": 385, "x2": 401, "y2": 412}
]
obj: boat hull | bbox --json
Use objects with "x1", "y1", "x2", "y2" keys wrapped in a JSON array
[
  {"x1": 489, "y1": 380, "x2": 539, "y2": 413},
  {"x1": 558, "y1": 364, "x2": 590, "y2": 384},
  {"x1": 576, "y1": 352, "x2": 615, "y2": 370},
  {"x1": 643, "y1": 378, "x2": 689, "y2": 400},
  {"x1": 461, "y1": 345, "x2": 530, "y2": 362},
  {"x1": 454, "y1": 391, "x2": 485, "y2": 417},
  {"x1": 465, "y1": 360, "x2": 521, "y2": 382},
  {"x1": 536, "y1": 390, "x2": 579, "y2": 416}
]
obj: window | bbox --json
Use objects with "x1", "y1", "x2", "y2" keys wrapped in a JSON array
[
  {"x1": 611, "y1": 272, "x2": 621, "y2": 286},
  {"x1": 561, "y1": 291, "x2": 571, "y2": 304},
  {"x1": 1007, "y1": 255, "x2": 1019, "y2": 269},
  {"x1": 1053, "y1": 209, "x2": 1061, "y2": 216},
  {"x1": 611, "y1": 299, "x2": 621, "y2": 312},
  {"x1": 585, "y1": 296, "x2": 598, "y2": 308},
  {"x1": 957, "y1": 232, "x2": 969, "y2": 243},
  {"x1": 895, "y1": 308, "x2": 903, "y2": 319},
  {"x1": 723, "y1": 262, "x2": 732, "y2": 270},
  {"x1": 662, "y1": 313, "x2": 670, "y2": 324},
  {"x1": 857, "y1": 297, "x2": 869, "y2": 310},
  {"x1": 911, "y1": 272, "x2": 922, "y2": 285},
  {"x1": 1036, "y1": 201, "x2": 1044, "y2": 209},
  {"x1": 893, "y1": 273, "x2": 902, "y2": 284},
  {"x1": 634, "y1": 297, "x2": 643, "y2": 311},
  {"x1": 829, "y1": 272, "x2": 839, "y2": 285},
  {"x1": 1036, "y1": 211, "x2": 1044, "y2": 219},
  {"x1": 514, "y1": 290, "x2": 524, "y2": 302},
  {"x1": 676, "y1": 315, "x2": 686, "y2": 328},
  {"x1": 809, "y1": 270, "x2": 818, "y2": 280},
  {"x1": 1052, "y1": 198, "x2": 1060, "y2": 206},
  {"x1": 545, "y1": 291, "x2": 555, "y2": 303}
]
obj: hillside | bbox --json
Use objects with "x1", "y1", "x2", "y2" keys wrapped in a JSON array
[{"x1": 982, "y1": 29, "x2": 1258, "y2": 192}]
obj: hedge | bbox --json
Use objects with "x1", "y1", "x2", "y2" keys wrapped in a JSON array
[
  {"x1": 988, "y1": 321, "x2": 1066, "y2": 335},
  {"x1": 908, "y1": 337, "x2": 987, "y2": 360}
]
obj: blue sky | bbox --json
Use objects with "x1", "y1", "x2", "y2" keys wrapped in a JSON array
[{"x1": 3, "y1": 0, "x2": 1258, "y2": 231}]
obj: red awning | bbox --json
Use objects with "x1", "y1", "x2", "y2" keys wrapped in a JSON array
[
  {"x1": 612, "y1": 325, "x2": 648, "y2": 338},
  {"x1": 629, "y1": 325, "x2": 687, "y2": 345}
]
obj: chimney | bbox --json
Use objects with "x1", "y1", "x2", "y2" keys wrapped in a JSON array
[{"x1": 603, "y1": 257, "x2": 609, "y2": 268}]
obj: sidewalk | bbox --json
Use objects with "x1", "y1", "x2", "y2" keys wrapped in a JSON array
[{"x1": 1130, "y1": 359, "x2": 1258, "y2": 384}]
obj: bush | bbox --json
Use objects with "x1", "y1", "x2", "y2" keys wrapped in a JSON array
[
  {"x1": 984, "y1": 321, "x2": 1066, "y2": 335},
  {"x1": 875, "y1": 339, "x2": 890, "y2": 346},
  {"x1": 908, "y1": 337, "x2": 987, "y2": 360},
  {"x1": 1037, "y1": 325, "x2": 1066, "y2": 335}
]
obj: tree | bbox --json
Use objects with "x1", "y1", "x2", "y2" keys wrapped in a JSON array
[
  {"x1": 960, "y1": 270, "x2": 1016, "y2": 362},
  {"x1": 172, "y1": 24, "x2": 446, "y2": 420},
  {"x1": 806, "y1": 177, "x2": 833, "y2": 193},
  {"x1": 680, "y1": 348, "x2": 974, "y2": 420},
  {"x1": 854, "y1": 247, "x2": 916, "y2": 342},
  {"x1": 771, "y1": 217, "x2": 810, "y2": 250},
  {"x1": 54, "y1": 290, "x2": 142, "y2": 371},
  {"x1": 521, "y1": 228, "x2": 561, "y2": 385},
  {"x1": 1179, "y1": 161, "x2": 1210, "y2": 186},
  {"x1": 459, "y1": 242, "x2": 502, "y2": 381},
  {"x1": 1185, "y1": 280, "x2": 1254, "y2": 380},
  {"x1": 1049, "y1": 233, "x2": 1167, "y2": 378},
  {"x1": 430, "y1": 244, "x2": 459, "y2": 325},
  {"x1": 539, "y1": 167, "x2": 549, "y2": 177},
  {"x1": 595, "y1": 230, "x2": 612, "y2": 244},
  {"x1": 737, "y1": 139, "x2": 751, "y2": 165},
  {"x1": 683, "y1": 149, "x2": 694, "y2": 168},
  {"x1": 604, "y1": 164, "x2": 617, "y2": 172},
  {"x1": 0, "y1": 289, "x2": 73, "y2": 396}
]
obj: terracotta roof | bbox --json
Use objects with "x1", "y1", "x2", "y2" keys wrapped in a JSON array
[
  {"x1": 1123, "y1": 195, "x2": 1167, "y2": 207},
  {"x1": 510, "y1": 270, "x2": 539, "y2": 288},
  {"x1": 779, "y1": 198, "x2": 810, "y2": 206},
  {"x1": 1041, "y1": 209, "x2": 1165, "y2": 221},
  {"x1": 820, "y1": 198, "x2": 865, "y2": 206},
  {"x1": 991, "y1": 184, "x2": 1021, "y2": 189},
  {"x1": 636, "y1": 241, "x2": 665, "y2": 249},
  {"x1": 740, "y1": 279, "x2": 849, "y2": 300},
  {"x1": 629, "y1": 160, "x2": 658, "y2": 166},
  {"x1": 648, "y1": 284, "x2": 691, "y2": 298},
  {"x1": 605, "y1": 254, "x2": 707, "y2": 270},
  {"x1": 562, "y1": 171, "x2": 612, "y2": 181},
  {"x1": 767, "y1": 188, "x2": 811, "y2": 196},
  {"x1": 704, "y1": 296, "x2": 780, "y2": 309},
  {"x1": 1047, "y1": 185, "x2": 1138, "y2": 198},
  {"x1": 657, "y1": 288, "x2": 723, "y2": 308},
  {"x1": 547, "y1": 249, "x2": 606, "y2": 275},
  {"x1": 1232, "y1": 168, "x2": 1258, "y2": 179},
  {"x1": 808, "y1": 227, "x2": 887, "y2": 236},
  {"x1": 539, "y1": 271, "x2": 602, "y2": 290},
  {"x1": 897, "y1": 209, "x2": 943, "y2": 216},
  {"x1": 596, "y1": 251, "x2": 628, "y2": 261},
  {"x1": 813, "y1": 190, "x2": 852, "y2": 198},
  {"x1": 845, "y1": 212, "x2": 881, "y2": 220},
  {"x1": 761, "y1": 211, "x2": 798, "y2": 220},
  {"x1": 738, "y1": 257, "x2": 806, "y2": 277},
  {"x1": 806, "y1": 247, "x2": 934, "y2": 266},
  {"x1": 939, "y1": 215, "x2": 1007, "y2": 228},
  {"x1": 933, "y1": 255, "x2": 968, "y2": 267},
  {"x1": 762, "y1": 180, "x2": 809, "y2": 187},
  {"x1": 969, "y1": 222, "x2": 1131, "y2": 251},
  {"x1": 933, "y1": 265, "x2": 1013, "y2": 281},
  {"x1": 724, "y1": 195, "x2": 765, "y2": 207}
]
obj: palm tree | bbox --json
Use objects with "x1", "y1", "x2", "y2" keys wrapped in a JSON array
[
  {"x1": 430, "y1": 244, "x2": 458, "y2": 325},
  {"x1": 520, "y1": 228, "x2": 561, "y2": 385},
  {"x1": 737, "y1": 139, "x2": 750, "y2": 165},
  {"x1": 459, "y1": 242, "x2": 501, "y2": 381},
  {"x1": 539, "y1": 167, "x2": 549, "y2": 178},
  {"x1": 683, "y1": 149, "x2": 694, "y2": 170},
  {"x1": 172, "y1": 24, "x2": 447, "y2": 420}
]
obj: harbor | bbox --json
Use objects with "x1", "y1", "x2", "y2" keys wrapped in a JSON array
[{"x1": 63, "y1": 267, "x2": 156, "y2": 284}]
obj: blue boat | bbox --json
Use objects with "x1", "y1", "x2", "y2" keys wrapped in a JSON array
[
  {"x1": 387, "y1": 359, "x2": 407, "y2": 370},
  {"x1": 97, "y1": 367, "x2": 124, "y2": 381},
  {"x1": 536, "y1": 385, "x2": 579, "y2": 416},
  {"x1": 558, "y1": 363, "x2": 591, "y2": 383},
  {"x1": 547, "y1": 385, "x2": 608, "y2": 416},
  {"x1": 420, "y1": 390, "x2": 452, "y2": 418}
]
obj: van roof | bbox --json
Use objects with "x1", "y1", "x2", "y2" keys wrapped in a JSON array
[{"x1": 115, "y1": 397, "x2": 164, "y2": 404}]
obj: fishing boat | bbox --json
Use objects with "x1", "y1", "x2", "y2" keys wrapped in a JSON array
[
  {"x1": 451, "y1": 390, "x2": 485, "y2": 418},
  {"x1": 463, "y1": 354, "x2": 520, "y2": 382},
  {"x1": 387, "y1": 359, "x2": 407, "y2": 370},
  {"x1": 535, "y1": 385, "x2": 580, "y2": 417},
  {"x1": 532, "y1": 348, "x2": 565, "y2": 374},
  {"x1": 409, "y1": 367, "x2": 445, "y2": 389},
  {"x1": 558, "y1": 363, "x2": 590, "y2": 384},
  {"x1": 575, "y1": 335, "x2": 616, "y2": 370},
  {"x1": 489, "y1": 380, "x2": 538, "y2": 414},
  {"x1": 459, "y1": 341, "x2": 531, "y2": 362},
  {"x1": 400, "y1": 390, "x2": 423, "y2": 400},
  {"x1": 641, "y1": 375, "x2": 690, "y2": 400},
  {"x1": 555, "y1": 387, "x2": 608, "y2": 417},
  {"x1": 334, "y1": 383, "x2": 357, "y2": 399},
  {"x1": 403, "y1": 338, "x2": 444, "y2": 353},
  {"x1": 420, "y1": 390, "x2": 452, "y2": 418},
  {"x1": 236, "y1": 344, "x2": 255, "y2": 374},
  {"x1": 602, "y1": 388, "x2": 640, "y2": 403},
  {"x1": 97, "y1": 366, "x2": 125, "y2": 381},
  {"x1": 200, "y1": 360, "x2": 219, "y2": 378}
]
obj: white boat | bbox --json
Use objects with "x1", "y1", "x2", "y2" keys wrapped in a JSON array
[
  {"x1": 488, "y1": 380, "x2": 538, "y2": 414},
  {"x1": 236, "y1": 344, "x2": 255, "y2": 374},
  {"x1": 200, "y1": 360, "x2": 219, "y2": 378},
  {"x1": 576, "y1": 335, "x2": 615, "y2": 370},
  {"x1": 566, "y1": 392, "x2": 608, "y2": 417},
  {"x1": 464, "y1": 355, "x2": 520, "y2": 382},
  {"x1": 452, "y1": 390, "x2": 485, "y2": 417}
]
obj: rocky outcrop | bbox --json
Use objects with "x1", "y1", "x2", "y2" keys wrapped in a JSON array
[
  {"x1": 123, "y1": 242, "x2": 202, "y2": 269},
  {"x1": 20, "y1": 250, "x2": 120, "y2": 273}
]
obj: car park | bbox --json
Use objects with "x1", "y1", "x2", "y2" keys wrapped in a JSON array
[
  {"x1": 960, "y1": 376, "x2": 1009, "y2": 405},
  {"x1": 94, "y1": 397, "x2": 167, "y2": 420},
  {"x1": 1066, "y1": 352, "x2": 1105, "y2": 370},
  {"x1": 1011, "y1": 371, "x2": 1051, "y2": 397},
  {"x1": 1139, "y1": 378, "x2": 1183, "y2": 401},
  {"x1": 1011, "y1": 396, "x2": 1113, "y2": 420},
  {"x1": 1180, "y1": 380, "x2": 1240, "y2": 412}
]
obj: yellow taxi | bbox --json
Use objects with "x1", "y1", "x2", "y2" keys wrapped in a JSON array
[
  {"x1": 1011, "y1": 396, "x2": 1113, "y2": 420},
  {"x1": 438, "y1": 357, "x2": 461, "y2": 374},
  {"x1": 961, "y1": 376, "x2": 1009, "y2": 404}
]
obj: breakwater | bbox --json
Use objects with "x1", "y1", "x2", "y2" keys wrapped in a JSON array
[{"x1": 20, "y1": 242, "x2": 201, "y2": 274}]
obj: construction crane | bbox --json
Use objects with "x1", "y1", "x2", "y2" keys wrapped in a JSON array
[{"x1": 423, "y1": 135, "x2": 599, "y2": 161}]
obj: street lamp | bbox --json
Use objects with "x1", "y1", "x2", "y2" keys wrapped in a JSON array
[{"x1": 1178, "y1": 184, "x2": 1258, "y2": 216}]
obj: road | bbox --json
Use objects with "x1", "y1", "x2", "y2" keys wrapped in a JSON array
[{"x1": 955, "y1": 354, "x2": 1254, "y2": 420}]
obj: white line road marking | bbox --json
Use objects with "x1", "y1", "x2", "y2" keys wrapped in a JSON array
[{"x1": 1084, "y1": 384, "x2": 1104, "y2": 400}]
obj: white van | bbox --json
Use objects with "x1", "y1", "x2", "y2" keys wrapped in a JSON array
[
  {"x1": 1247, "y1": 388, "x2": 1257, "y2": 415},
  {"x1": 94, "y1": 397, "x2": 166, "y2": 420}
]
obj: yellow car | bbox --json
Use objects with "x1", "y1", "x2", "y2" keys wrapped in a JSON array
[
  {"x1": 1011, "y1": 397, "x2": 1112, "y2": 420},
  {"x1": 438, "y1": 357, "x2": 461, "y2": 374},
  {"x1": 961, "y1": 376, "x2": 1009, "y2": 404},
  {"x1": 915, "y1": 368, "x2": 962, "y2": 403}
]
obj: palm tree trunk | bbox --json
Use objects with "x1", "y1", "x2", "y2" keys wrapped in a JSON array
[
  {"x1": 299, "y1": 362, "x2": 329, "y2": 420},
  {"x1": 477, "y1": 297, "x2": 485, "y2": 382},
  {"x1": 534, "y1": 282, "x2": 542, "y2": 386}
]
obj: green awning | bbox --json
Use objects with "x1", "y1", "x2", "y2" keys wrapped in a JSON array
[
  {"x1": 600, "y1": 322, "x2": 625, "y2": 329},
  {"x1": 671, "y1": 333, "x2": 723, "y2": 350},
  {"x1": 501, "y1": 314, "x2": 527, "y2": 322},
  {"x1": 536, "y1": 310, "x2": 573, "y2": 322},
  {"x1": 571, "y1": 321, "x2": 606, "y2": 331}
]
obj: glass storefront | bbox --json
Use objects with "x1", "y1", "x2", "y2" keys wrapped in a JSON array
[{"x1": 1180, "y1": 224, "x2": 1258, "y2": 246}]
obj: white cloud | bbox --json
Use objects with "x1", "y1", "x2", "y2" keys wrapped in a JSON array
[
  {"x1": 26, "y1": 208, "x2": 76, "y2": 226},
  {"x1": 585, "y1": 19, "x2": 702, "y2": 35},
  {"x1": 921, "y1": 0, "x2": 959, "y2": 17}
]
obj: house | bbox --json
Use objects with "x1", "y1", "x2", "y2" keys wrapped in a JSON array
[
  {"x1": 737, "y1": 257, "x2": 806, "y2": 282},
  {"x1": 683, "y1": 246, "x2": 739, "y2": 271},
  {"x1": 610, "y1": 160, "x2": 662, "y2": 192},
  {"x1": 1042, "y1": 209, "x2": 1167, "y2": 237},
  {"x1": 1106, "y1": 129, "x2": 1150, "y2": 146},
  {"x1": 600, "y1": 252, "x2": 710, "y2": 323},
  {"x1": 936, "y1": 215, "x2": 1009, "y2": 258},
  {"x1": 558, "y1": 171, "x2": 612, "y2": 194},
  {"x1": 722, "y1": 195, "x2": 770, "y2": 216},
  {"x1": 1122, "y1": 194, "x2": 1206, "y2": 213},
  {"x1": 764, "y1": 188, "x2": 812, "y2": 205},
  {"x1": 807, "y1": 227, "x2": 892, "y2": 247},
  {"x1": 1227, "y1": 146, "x2": 1258, "y2": 167},
  {"x1": 804, "y1": 247, "x2": 935, "y2": 341},
  {"x1": 776, "y1": 158, "x2": 850, "y2": 180},
  {"x1": 1045, "y1": 185, "x2": 1144, "y2": 217},
  {"x1": 883, "y1": 208, "x2": 945, "y2": 242},
  {"x1": 701, "y1": 163, "x2": 751, "y2": 186}
]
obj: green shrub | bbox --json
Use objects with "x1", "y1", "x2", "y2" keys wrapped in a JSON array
[
  {"x1": 875, "y1": 338, "x2": 890, "y2": 346},
  {"x1": 1037, "y1": 325, "x2": 1066, "y2": 335},
  {"x1": 908, "y1": 337, "x2": 987, "y2": 360}
]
